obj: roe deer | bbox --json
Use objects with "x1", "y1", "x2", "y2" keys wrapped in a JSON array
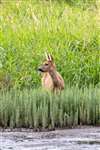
[{"x1": 38, "y1": 53, "x2": 64, "y2": 92}]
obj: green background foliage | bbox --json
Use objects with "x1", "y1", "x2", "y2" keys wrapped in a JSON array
[{"x1": 0, "y1": 0, "x2": 100, "y2": 88}]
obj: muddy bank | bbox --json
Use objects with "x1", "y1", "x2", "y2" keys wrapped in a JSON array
[
  {"x1": 0, "y1": 125, "x2": 99, "y2": 132},
  {"x1": 0, "y1": 127, "x2": 100, "y2": 150}
]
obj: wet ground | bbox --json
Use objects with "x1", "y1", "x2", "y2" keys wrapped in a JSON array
[{"x1": 0, "y1": 127, "x2": 100, "y2": 150}]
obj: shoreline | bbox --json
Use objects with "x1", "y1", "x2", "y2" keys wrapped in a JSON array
[{"x1": 0, "y1": 125, "x2": 100, "y2": 132}]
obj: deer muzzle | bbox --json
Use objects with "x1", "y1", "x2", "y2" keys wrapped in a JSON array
[{"x1": 38, "y1": 67, "x2": 44, "y2": 72}]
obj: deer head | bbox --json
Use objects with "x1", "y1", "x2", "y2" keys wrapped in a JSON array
[{"x1": 38, "y1": 53, "x2": 56, "y2": 73}]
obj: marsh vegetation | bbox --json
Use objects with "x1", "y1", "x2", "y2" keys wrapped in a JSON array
[
  {"x1": 0, "y1": 0, "x2": 100, "y2": 129},
  {"x1": 0, "y1": 86, "x2": 100, "y2": 129},
  {"x1": 0, "y1": 0, "x2": 100, "y2": 89}
]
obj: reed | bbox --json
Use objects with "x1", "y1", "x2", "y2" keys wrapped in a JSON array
[{"x1": 0, "y1": 86, "x2": 100, "y2": 129}]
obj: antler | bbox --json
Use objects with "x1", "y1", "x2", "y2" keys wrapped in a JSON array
[
  {"x1": 45, "y1": 52, "x2": 49, "y2": 60},
  {"x1": 49, "y1": 53, "x2": 54, "y2": 62},
  {"x1": 45, "y1": 51, "x2": 53, "y2": 61}
]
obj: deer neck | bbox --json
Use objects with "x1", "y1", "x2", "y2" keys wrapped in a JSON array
[{"x1": 49, "y1": 69, "x2": 59, "y2": 87}]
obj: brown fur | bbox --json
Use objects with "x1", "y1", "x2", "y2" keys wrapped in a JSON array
[{"x1": 38, "y1": 53, "x2": 64, "y2": 92}]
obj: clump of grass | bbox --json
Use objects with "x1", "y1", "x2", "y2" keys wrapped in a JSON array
[
  {"x1": 0, "y1": 0, "x2": 100, "y2": 88},
  {"x1": 0, "y1": 86, "x2": 100, "y2": 129}
]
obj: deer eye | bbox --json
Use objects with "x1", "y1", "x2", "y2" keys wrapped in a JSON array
[{"x1": 45, "y1": 63, "x2": 48, "y2": 66}]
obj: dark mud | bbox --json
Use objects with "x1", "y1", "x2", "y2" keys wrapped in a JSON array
[{"x1": 0, "y1": 127, "x2": 100, "y2": 150}]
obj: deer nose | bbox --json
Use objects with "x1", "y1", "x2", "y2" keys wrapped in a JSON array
[{"x1": 38, "y1": 67, "x2": 43, "y2": 72}]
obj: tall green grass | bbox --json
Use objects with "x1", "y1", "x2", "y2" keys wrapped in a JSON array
[
  {"x1": 0, "y1": 0, "x2": 100, "y2": 88},
  {"x1": 0, "y1": 87, "x2": 100, "y2": 129}
]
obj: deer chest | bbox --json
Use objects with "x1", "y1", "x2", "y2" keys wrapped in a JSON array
[{"x1": 42, "y1": 73, "x2": 54, "y2": 90}]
